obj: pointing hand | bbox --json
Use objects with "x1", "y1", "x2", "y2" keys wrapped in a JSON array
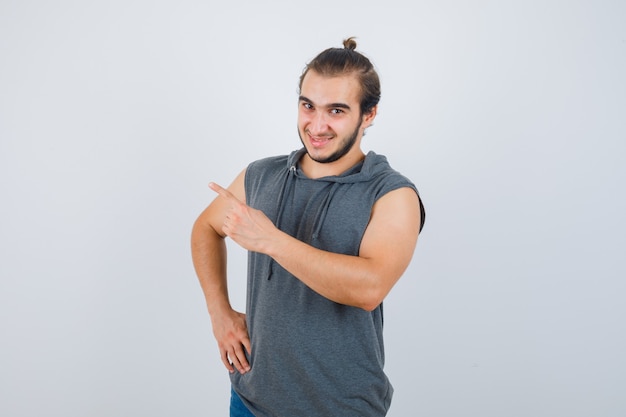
[{"x1": 209, "y1": 182, "x2": 278, "y2": 254}]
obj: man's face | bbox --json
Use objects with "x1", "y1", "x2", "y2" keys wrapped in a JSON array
[{"x1": 297, "y1": 71, "x2": 374, "y2": 164}]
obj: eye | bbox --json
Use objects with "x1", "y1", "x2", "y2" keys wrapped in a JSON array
[
  {"x1": 301, "y1": 102, "x2": 313, "y2": 110},
  {"x1": 330, "y1": 108, "x2": 344, "y2": 115}
]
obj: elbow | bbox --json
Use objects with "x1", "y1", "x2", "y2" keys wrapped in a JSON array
[
  {"x1": 361, "y1": 302, "x2": 381, "y2": 312},
  {"x1": 357, "y1": 287, "x2": 387, "y2": 312},
  {"x1": 355, "y1": 272, "x2": 398, "y2": 312}
]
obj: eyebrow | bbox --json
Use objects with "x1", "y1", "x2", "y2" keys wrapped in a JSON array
[{"x1": 299, "y1": 95, "x2": 352, "y2": 111}]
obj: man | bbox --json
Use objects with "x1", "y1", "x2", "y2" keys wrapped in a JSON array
[{"x1": 191, "y1": 37, "x2": 425, "y2": 417}]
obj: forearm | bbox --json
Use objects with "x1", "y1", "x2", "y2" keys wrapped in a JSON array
[
  {"x1": 191, "y1": 215, "x2": 252, "y2": 374},
  {"x1": 266, "y1": 231, "x2": 385, "y2": 311},
  {"x1": 191, "y1": 219, "x2": 232, "y2": 316}
]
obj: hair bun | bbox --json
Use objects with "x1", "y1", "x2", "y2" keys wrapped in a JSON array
[{"x1": 343, "y1": 37, "x2": 357, "y2": 51}]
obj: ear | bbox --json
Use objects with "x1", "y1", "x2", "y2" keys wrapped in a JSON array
[{"x1": 361, "y1": 105, "x2": 378, "y2": 129}]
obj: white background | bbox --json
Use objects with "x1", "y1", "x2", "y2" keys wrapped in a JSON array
[{"x1": 1, "y1": 1, "x2": 625, "y2": 416}]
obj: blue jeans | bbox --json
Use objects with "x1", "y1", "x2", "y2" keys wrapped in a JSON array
[{"x1": 230, "y1": 387, "x2": 255, "y2": 417}]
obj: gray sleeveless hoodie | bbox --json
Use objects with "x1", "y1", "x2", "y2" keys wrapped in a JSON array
[{"x1": 231, "y1": 148, "x2": 424, "y2": 417}]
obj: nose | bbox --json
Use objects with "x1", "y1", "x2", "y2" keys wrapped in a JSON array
[{"x1": 308, "y1": 111, "x2": 329, "y2": 135}]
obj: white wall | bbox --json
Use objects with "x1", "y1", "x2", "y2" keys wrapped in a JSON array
[{"x1": 1, "y1": 1, "x2": 624, "y2": 416}]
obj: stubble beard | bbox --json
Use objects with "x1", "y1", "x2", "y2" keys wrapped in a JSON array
[{"x1": 298, "y1": 120, "x2": 362, "y2": 164}]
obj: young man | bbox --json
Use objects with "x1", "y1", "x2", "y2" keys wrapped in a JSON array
[{"x1": 191, "y1": 38, "x2": 425, "y2": 417}]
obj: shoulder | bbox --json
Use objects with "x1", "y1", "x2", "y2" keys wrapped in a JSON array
[
  {"x1": 364, "y1": 152, "x2": 417, "y2": 197},
  {"x1": 245, "y1": 154, "x2": 290, "y2": 187},
  {"x1": 248, "y1": 154, "x2": 290, "y2": 170},
  {"x1": 365, "y1": 153, "x2": 425, "y2": 232}
]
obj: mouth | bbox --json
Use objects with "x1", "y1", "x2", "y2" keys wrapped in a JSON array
[{"x1": 306, "y1": 130, "x2": 333, "y2": 148}]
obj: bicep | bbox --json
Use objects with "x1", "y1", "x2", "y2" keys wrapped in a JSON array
[{"x1": 359, "y1": 187, "x2": 422, "y2": 283}]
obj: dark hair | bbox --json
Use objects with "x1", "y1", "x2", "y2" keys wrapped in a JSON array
[{"x1": 298, "y1": 37, "x2": 381, "y2": 116}]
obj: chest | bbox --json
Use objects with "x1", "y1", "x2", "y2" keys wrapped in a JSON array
[{"x1": 257, "y1": 180, "x2": 376, "y2": 255}]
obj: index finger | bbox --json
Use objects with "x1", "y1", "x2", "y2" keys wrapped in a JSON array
[{"x1": 209, "y1": 182, "x2": 241, "y2": 203}]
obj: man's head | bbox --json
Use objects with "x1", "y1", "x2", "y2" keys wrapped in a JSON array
[
  {"x1": 297, "y1": 38, "x2": 380, "y2": 168},
  {"x1": 298, "y1": 37, "x2": 381, "y2": 117}
]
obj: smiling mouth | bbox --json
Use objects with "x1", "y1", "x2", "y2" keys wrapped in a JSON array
[
  {"x1": 306, "y1": 131, "x2": 333, "y2": 147},
  {"x1": 311, "y1": 136, "x2": 330, "y2": 145}
]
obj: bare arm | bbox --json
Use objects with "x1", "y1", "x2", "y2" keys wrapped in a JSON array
[
  {"x1": 191, "y1": 169, "x2": 251, "y2": 374},
  {"x1": 210, "y1": 183, "x2": 421, "y2": 311}
]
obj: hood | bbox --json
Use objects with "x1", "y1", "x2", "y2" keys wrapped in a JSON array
[{"x1": 286, "y1": 148, "x2": 392, "y2": 183}]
